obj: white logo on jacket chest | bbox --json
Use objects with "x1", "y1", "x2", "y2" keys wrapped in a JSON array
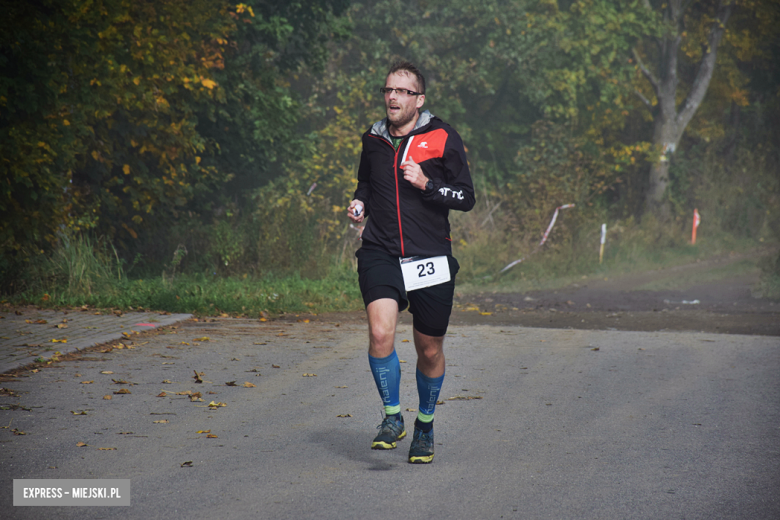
[
  {"x1": 417, "y1": 142, "x2": 428, "y2": 148},
  {"x1": 438, "y1": 187, "x2": 464, "y2": 200}
]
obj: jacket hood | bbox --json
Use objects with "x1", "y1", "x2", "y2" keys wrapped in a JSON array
[{"x1": 370, "y1": 110, "x2": 434, "y2": 141}]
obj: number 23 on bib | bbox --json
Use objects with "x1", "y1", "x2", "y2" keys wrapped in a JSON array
[{"x1": 399, "y1": 256, "x2": 451, "y2": 292}]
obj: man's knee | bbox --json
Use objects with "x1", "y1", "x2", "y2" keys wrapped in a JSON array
[
  {"x1": 369, "y1": 322, "x2": 395, "y2": 348},
  {"x1": 413, "y1": 329, "x2": 444, "y2": 360},
  {"x1": 367, "y1": 298, "x2": 399, "y2": 352}
]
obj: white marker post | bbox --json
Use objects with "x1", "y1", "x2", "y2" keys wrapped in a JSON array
[{"x1": 599, "y1": 224, "x2": 606, "y2": 264}]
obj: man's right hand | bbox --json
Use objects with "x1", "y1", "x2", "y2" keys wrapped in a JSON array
[{"x1": 347, "y1": 199, "x2": 365, "y2": 223}]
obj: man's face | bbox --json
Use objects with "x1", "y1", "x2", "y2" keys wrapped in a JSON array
[{"x1": 384, "y1": 71, "x2": 425, "y2": 130}]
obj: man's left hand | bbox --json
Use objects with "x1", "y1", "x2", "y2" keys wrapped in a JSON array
[{"x1": 401, "y1": 157, "x2": 428, "y2": 191}]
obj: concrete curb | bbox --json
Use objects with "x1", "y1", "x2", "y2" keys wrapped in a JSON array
[{"x1": 0, "y1": 309, "x2": 192, "y2": 374}]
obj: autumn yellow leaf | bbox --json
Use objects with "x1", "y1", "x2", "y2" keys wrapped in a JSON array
[
  {"x1": 201, "y1": 78, "x2": 217, "y2": 89},
  {"x1": 123, "y1": 164, "x2": 130, "y2": 175},
  {"x1": 242, "y1": 382, "x2": 256, "y2": 388}
]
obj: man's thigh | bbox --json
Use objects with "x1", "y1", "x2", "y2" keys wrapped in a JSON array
[{"x1": 356, "y1": 247, "x2": 408, "y2": 311}]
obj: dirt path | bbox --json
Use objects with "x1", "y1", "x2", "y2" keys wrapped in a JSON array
[{"x1": 445, "y1": 252, "x2": 779, "y2": 336}]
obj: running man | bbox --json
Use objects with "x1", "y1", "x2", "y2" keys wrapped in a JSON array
[{"x1": 347, "y1": 61, "x2": 475, "y2": 463}]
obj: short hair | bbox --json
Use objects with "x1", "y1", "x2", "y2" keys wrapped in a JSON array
[{"x1": 387, "y1": 61, "x2": 426, "y2": 94}]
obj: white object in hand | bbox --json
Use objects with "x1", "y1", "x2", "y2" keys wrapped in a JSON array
[{"x1": 353, "y1": 204, "x2": 363, "y2": 217}]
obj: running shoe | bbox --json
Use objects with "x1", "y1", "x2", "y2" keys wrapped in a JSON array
[
  {"x1": 371, "y1": 415, "x2": 406, "y2": 449},
  {"x1": 408, "y1": 426, "x2": 434, "y2": 464}
]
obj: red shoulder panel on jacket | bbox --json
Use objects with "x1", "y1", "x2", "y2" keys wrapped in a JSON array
[{"x1": 405, "y1": 128, "x2": 448, "y2": 164}]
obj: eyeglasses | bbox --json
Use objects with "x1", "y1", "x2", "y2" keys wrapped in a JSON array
[{"x1": 379, "y1": 87, "x2": 422, "y2": 96}]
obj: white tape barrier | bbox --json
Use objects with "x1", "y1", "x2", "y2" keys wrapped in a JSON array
[{"x1": 500, "y1": 203, "x2": 575, "y2": 273}]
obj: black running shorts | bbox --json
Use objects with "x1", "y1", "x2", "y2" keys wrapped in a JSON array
[{"x1": 356, "y1": 247, "x2": 459, "y2": 337}]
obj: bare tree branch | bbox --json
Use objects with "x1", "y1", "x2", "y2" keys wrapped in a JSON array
[
  {"x1": 632, "y1": 48, "x2": 659, "y2": 94},
  {"x1": 677, "y1": 1, "x2": 734, "y2": 128},
  {"x1": 634, "y1": 89, "x2": 654, "y2": 111}
]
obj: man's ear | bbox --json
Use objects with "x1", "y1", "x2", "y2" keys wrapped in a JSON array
[{"x1": 416, "y1": 94, "x2": 425, "y2": 109}]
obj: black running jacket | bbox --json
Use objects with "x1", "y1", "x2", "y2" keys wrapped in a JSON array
[{"x1": 354, "y1": 111, "x2": 475, "y2": 258}]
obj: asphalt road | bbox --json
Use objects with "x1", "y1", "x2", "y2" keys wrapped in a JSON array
[{"x1": 1, "y1": 317, "x2": 779, "y2": 519}]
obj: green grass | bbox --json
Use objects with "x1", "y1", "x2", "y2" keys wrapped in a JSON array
[
  {"x1": 455, "y1": 229, "x2": 777, "y2": 296},
  {"x1": 11, "y1": 263, "x2": 363, "y2": 317},
  {"x1": 7, "y1": 228, "x2": 778, "y2": 315}
]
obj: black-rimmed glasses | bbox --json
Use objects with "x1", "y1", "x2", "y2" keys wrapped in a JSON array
[{"x1": 379, "y1": 87, "x2": 422, "y2": 96}]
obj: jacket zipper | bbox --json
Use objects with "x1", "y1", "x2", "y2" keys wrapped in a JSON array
[{"x1": 392, "y1": 140, "x2": 405, "y2": 257}]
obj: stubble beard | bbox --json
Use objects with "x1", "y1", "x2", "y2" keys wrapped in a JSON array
[{"x1": 387, "y1": 105, "x2": 417, "y2": 132}]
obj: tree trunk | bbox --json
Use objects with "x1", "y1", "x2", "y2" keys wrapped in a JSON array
[{"x1": 635, "y1": 0, "x2": 734, "y2": 218}]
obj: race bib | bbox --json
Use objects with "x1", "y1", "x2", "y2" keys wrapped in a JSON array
[{"x1": 399, "y1": 255, "x2": 451, "y2": 292}]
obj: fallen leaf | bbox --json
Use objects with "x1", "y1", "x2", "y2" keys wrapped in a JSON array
[
  {"x1": 98, "y1": 447, "x2": 116, "y2": 451},
  {"x1": 56, "y1": 323, "x2": 68, "y2": 329},
  {"x1": 103, "y1": 395, "x2": 112, "y2": 400},
  {"x1": 111, "y1": 379, "x2": 131, "y2": 385},
  {"x1": 153, "y1": 419, "x2": 169, "y2": 424},
  {"x1": 207, "y1": 401, "x2": 227, "y2": 409},
  {"x1": 335, "y1": 386, "x2": 347, "y2": 389},
  {"x1": 12, "y1": 429, "x2": 26, "y2": 435},
  {"x1": 242, "y1": 382, "x2": 256, "y2": 388},
  {"x1": 100, "y1": 371, "x2": 114, "y2": 375},
  {"x1": 336, "y1": 414, "x2": 352, "y2": 418},
  {"x1": 189, "y1": 392, "x2": 202, "y2": 402},
  {"x1": 80, "y1": 380, "x2": 94, "y2": 384},
  {"x1": 480, "y1": 312, "x2": 493, "y2": 316},
  {"x1": 272, "y1": 364, "x2": 280, "y2": 368},
  {"x1": 401, "y1": 339, "x2": 410, "y2": 343},
  {"x1": 302, "y1": 373, "x2": 317, "y2": 377},
  {"x1": 161, "y1": 380, "x2": 172, "y2": 384},
  {"x1": 193, "y1": 337, "x2": 210, "y2": 341},
  {"x1": 175, "y1": 391, "x2": 193, "y2": 396},
  {"x1": 196, "y1": 430, "x2": 211, "y2": 434},
  {"x1": 181, "y1": 461, "x2": 193, "y2": 467},
  {"x1": 591, "y1": 347, "x2": 600, "y2": 351},
  {"x1": 76, "y1": 442, "x2": 88, "y2": 447},
  {"x1": 70, "y1": 410, "x2": 88, "y2": 415},
  {"x1": 156, "y1": 392, "x2": 167, "y2": 397},
  {"x1": 399, "y1": 359, "x2": 407, "y2": 363},
  {"x1": 206, "y1": 434, "x2": 218, "y2": 438},
  {"x1": 225, "y1": 381, "x2": 237, "y2": 386},
  {"x1": 113, "y1": 389, "x2": 131, "y2": 395},
  {"x1": 34, "y1": 319, "x2": 48, "y2": 324},
  {"x1": 193, "y1": 370, "x2": 203, "y2": 383},
  {"x1": 52, "y1": 338, "x2": 67, "y2": 343},
  {"x1": 447, "y1": 396, "x2": 483, "y2": 400},
  {"x1": 406, "y1": 408, "x2": 417, "y2": 412},
  {"x1": 436, "y1": 400, "x2": 445, "y2": 405}
]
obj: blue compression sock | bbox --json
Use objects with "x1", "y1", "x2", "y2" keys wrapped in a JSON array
[
  {"x1": 416, "y1": 368, "x2": 444, "y2": 428},
  {"x1": 368, "y1": 351, "x2": 401, "y2": 416}
]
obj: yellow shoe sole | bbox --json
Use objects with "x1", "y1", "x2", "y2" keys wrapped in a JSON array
[
  {"x1": 371, "y1": 429, "x2": 406, "y2": 449},
  {"x1": 408, "y1": 454, "x2": 434, "y2": 464}
]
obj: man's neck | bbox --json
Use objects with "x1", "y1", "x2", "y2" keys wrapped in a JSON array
[{"x1": 388, "y1": 112, "x2": 420, "y2": 137}]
